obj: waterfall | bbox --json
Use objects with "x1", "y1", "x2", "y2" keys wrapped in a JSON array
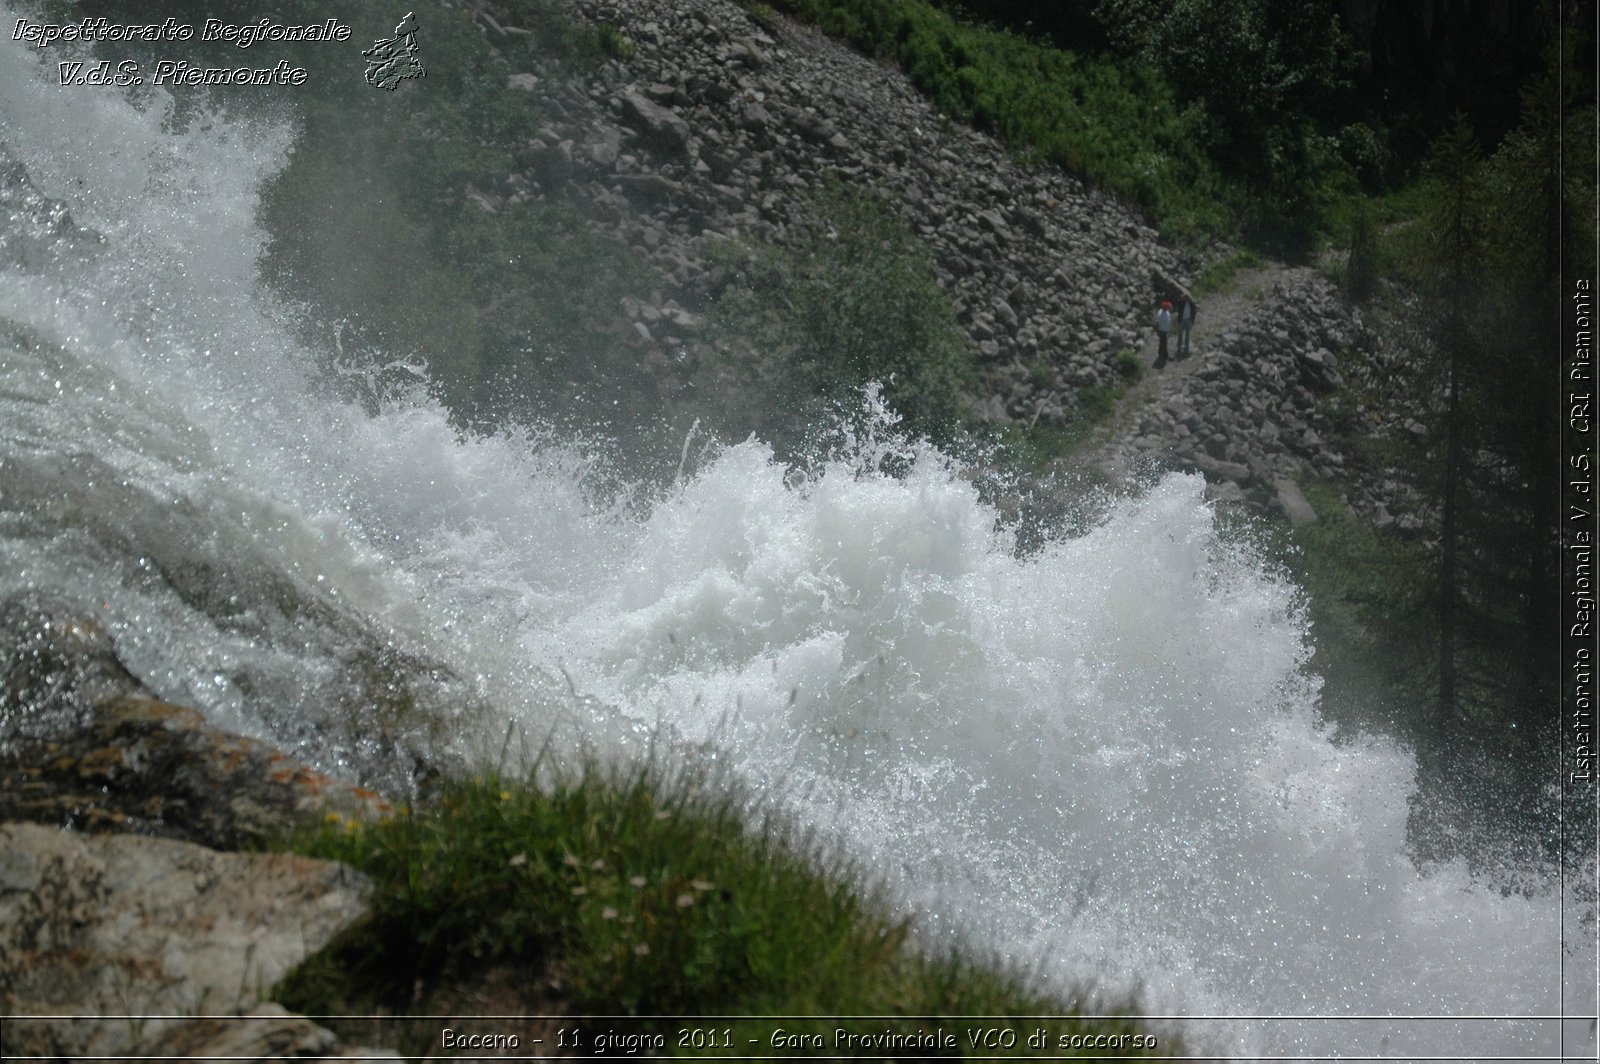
[{"x1": 1, "y1": 26, "x2": 1590, "y2": 1060}]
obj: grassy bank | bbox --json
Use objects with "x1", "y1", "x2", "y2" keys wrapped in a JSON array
[{"x1": 277, "y1": 764, "x2": 1169, "y2": 1058}]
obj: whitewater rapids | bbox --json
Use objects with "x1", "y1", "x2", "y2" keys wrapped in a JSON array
[{"x1": 1, "y1": 23, "x2": 1591, "y2": 1060}]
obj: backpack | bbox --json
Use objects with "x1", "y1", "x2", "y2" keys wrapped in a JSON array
[{"x1": 1155, "y1": 308, "x2": 1172, "y2": 333}]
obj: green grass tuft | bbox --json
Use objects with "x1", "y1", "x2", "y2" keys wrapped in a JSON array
[
  {"x1": 277, "y1": 764, "x2": 1168, "y2": 1057},
  {"x1": 1112, "y1": 348, "x2": 1143, "y2": 383},
  {"x1": 1191, "y1": 249, "x2": 1264, "y2": 296},
  {"x1": 742, "y1": 1, "x2": 781, "y2": 30},
  {"x1": 593, "y1": 22, "x2": 636, "y2": 61}
]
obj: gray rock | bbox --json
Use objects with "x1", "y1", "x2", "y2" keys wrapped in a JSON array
[
  {"x1": 727, "y1": 38, "x2": 768, "y2": 68},
  {"x1": 1272, "y1": 478, "x2": 1319, "y2": 526},
  {"x1": 1193, "y1": 455, "x2": 1253, "y2": 484},
  {"x1": 137, "y1": 1003, "x2": 401, "y2": 1061},
  {"x1": 0, "y1": 822, "x2": 371, "y2": 1059},
  {"x1": 588, "y1": 125, "x2": 624, "y2": 167},
  {"x1": 475, "y1": 10, "x2": 529, "y2": 43},
  {"x1": 738, "y1": 101, "x2": 773, "y2": 132},
  {"x1": 993, "y1": 298, "x2": 1018, "y2": 330},
  {"x1": 643, "y1": 80, "x2": 678, "y2": 103},
  {"x1": 618, "y1": 88, "x2": 692, "y2": 157},
  {"x1": 1206, "y1": 480, "x2": 1248, "y2": 505},
  {"x1": 614, "y1": 171, "x2": 683, "y2": 204}
]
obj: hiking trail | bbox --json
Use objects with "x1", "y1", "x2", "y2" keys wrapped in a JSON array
[{"x1": 1067, "y1": 260, "x2": 1328, "y2": 481}]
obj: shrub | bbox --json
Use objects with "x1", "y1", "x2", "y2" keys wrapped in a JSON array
[
  {"x1": 1113, "y1": 348, "x2": 1143, "y2": 382},
  {"x1": 594, "y1": 22, "x2": 635, "y2": 61},
  {"x1": 1193, "y1": 248, "x2": 1263, "y2": 295},
  {"x1": 711, "y1": 179, "x2": 976, "y2": 439},
  {"x1": 744, "y1": 1, "x2": 781, "y2": 30},
  {"x1": 1343, "y1": 202, "x2": 1381, "y2": 302},
  {"x1": 1075, "y1": 382, "x2": 1119, "y2": 420}
]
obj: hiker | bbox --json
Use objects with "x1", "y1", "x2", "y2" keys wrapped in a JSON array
[
  {"x1": 1176, "y1": 293, "x2": 1196, "y2": 359},
  {"x1": 1154, "y1": 300, "x2": 1172, "y2": 368}
]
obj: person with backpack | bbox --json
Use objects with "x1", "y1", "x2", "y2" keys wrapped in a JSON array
[
  {"x1": 1175, "y1": 294, "x2": 1196, "y2": 359},
  {"x1": 1154, "y1": 299, "x2": 1173, "y2": 368}
]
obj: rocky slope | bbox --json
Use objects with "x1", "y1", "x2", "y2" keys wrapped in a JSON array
[
  {"x1": 471, "y1": 0, "x2": 1192, "y2": 427},
  {"x1": 1071, "y1": 264, "x2": 1423, "y2": 526},
  {"x1": 462, "y1": 0, "x2": 1421, "y2": 528},
  {"x1": 0, "y1": 3, "x2": 1420, "y2": 1054}
]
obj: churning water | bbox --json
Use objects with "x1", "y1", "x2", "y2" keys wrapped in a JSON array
[{"x1": 1, "y1": 26, "x2": 1591, "y2": 1060}]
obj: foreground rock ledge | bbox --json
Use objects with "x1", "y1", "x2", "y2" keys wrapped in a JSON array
[
  {"x1": 0, "y1": 592, "x2": 391, "y2": 849},
  {"x1": 0, "y1": 822, "x2": 385, "y2": 1059},
  {"x1": 0, "y1": 594, "x2": 402, "y2": 1059}
]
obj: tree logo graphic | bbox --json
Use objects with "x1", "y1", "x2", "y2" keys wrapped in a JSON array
[{"x1": 363, "y1": 12, "x2": 426, "y2": 90}]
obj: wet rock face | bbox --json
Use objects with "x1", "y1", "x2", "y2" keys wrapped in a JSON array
[
  {"x1": 0, "y1": 593, "x2": 402, "y2": 1060},
  {"x1": 0, "y1": 592, "x2": 140, "y2": 739},
  {"x1": 0, "y1": 593, "x2": 391, "y2": 849},
  {"x1": 0, "y1": 692, "x2": 391, "y2": 847},
  {"x1": 0, "y1": 156, "x2": 105, "y2": 272}
]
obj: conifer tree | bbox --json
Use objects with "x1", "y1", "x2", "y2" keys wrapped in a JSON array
[{"x1": 1419, "y1": 111, "x2": 1483, "y2": 734}]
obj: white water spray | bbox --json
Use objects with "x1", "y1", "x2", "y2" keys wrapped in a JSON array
[{"x1": 1, "y1": 29, "x2": 1590, "y2": 1060}]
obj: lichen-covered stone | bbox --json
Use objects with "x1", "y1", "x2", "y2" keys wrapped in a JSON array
[
  {"x1": 0, "y1": 593, "x2": 390, "y2": 849},
  {"x1": 0, "y1": 823, "x2": 372, "y2": 1059}
]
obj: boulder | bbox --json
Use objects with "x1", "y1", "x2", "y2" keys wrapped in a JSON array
[
  {"x1": 0, "y1": 822, "x2": 371, "y2": 1059},
  {"x1": 614, "y1": 171, "x2": 683, "y2": 205},
  {"x1": 0, "y1": 593, "x2": 390, "y2": 850},
  {"x1": 617, "y1": 88, "x2": 692, "y2": 157},
  {"x1": 1272, "y1": 477, "x2": 1319, "y2": 526},
  {"x1": 1297, "y1": 347, "x2": 1343, "y2": 392}
]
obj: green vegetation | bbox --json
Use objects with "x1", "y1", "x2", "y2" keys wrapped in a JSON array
[
  {"x1": 278, "y1": 766, "x2": 1166, "y2": 1058},
  {"x1": 994, "y1": 381, "x2": 1131, "y2": 474},
  {"x1": 709, "y1": 179, "x2": 976, "y2": 441},
  {"x1": 1095, "y1": 0, "x2": 1363, "y2": 245},
  {"x1": 1266, "y1": 40, "x2": 1596, "y2": 873},
  {"x1": 1190, "y1": 249, "x2": 1263, "y2": 296},
  {"x1": 737, "y1": 0, "x2": 782, "y2": 31},
  {"x1": 1112, "y1": 349, "x2": 1143, "y2": 384},
  {"x1": 768, "y1": 0, "x2": 1236, "y2": 246},
  {"x1": 1391, "y1": 54, "x2": 1591, "y2": 858},
  {"x1": 594, "y1": 23, "x2": 636, "y2": 61},
  {"x1": 1339, "y1": 201, "x2": 1381, "y2": 302},
  {"x1": 1278, "y1": 482, "x2": 1433, "y2": 739},
  {"x1": 766, "y1": 0, "x2": 1384, "y2": 249}
]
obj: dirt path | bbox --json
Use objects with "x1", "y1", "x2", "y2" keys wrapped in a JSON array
[{"x1": 1068, "y1": 260, "x2": 1317, "y2": 471}]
